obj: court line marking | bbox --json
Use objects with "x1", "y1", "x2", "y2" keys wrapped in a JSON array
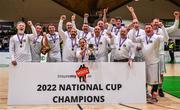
[
  {"x1": 118, "y1": 103, "x2": 142, "y2": 110},
  {"x1": 77, "y1": 104, "x2": 83, "y2": 110}
]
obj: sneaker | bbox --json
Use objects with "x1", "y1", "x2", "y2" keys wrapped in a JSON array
[
  {"x1": 146, "y1": 92, "x2": 152, "y2": 99},
  {"x1": 146, "y1": 93, "x2": 155, "y2": 104},
  {"x1": 147, "y1": 97, "x2": 158, "y2": 104},
  {"x1": 147, "y1": 97, "x2": 154, "y2": 104},
  {"x1": 152, "y1": 93, "x2": 158, "y2": 102},
  {"x1": 158, "y1": 89, "x2": 165, "y2": 97}
]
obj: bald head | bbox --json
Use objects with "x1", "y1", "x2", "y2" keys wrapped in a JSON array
[
  {"x1": 132, "y1": 19, "x2": 140, "y2": 29},
  {"x1": 120, "y1": 27, "x2": 128, "y2": 38}
]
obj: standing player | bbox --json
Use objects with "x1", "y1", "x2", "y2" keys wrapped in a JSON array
[
  {"x1": 59, "y1": 15, "x2": 79, "y2": 62},
  {"x1": 110, "y1": 27, "x2": 135, "y2": 65},
  {"x1": 76, "y1": 38, "x2": 89, "y2": 62},
  {"x1": 137, "y1": 23, "x2": 168, "y2": 103},
  {"x1": 46, "y1": 24, "x2": 61, "y2": 62},
  {"x1": 151, "y1": 11, "x2": 180, "y2": 97},
  {"x1": 9, "y1": 21, "x2": 37, "y2": 65},
  {"x1": 89, "y1": 26, "x2": 113, "y2": 62},
  {"x1": 30, "y1": 23, "x2": 43, "y2": 62},
  {"x1": 127, "y1": 19, "x2": 145, "y2": 62}
]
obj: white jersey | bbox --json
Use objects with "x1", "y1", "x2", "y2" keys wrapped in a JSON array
[
  {"x1": 30, "y1": 35, "x2": 43, "y2": 62},
  {"x1": 71, "y1": 20, "x2": 93, "y2": 42},
  {"x1": 76, "y1": 47, "x2": 89, "y2": 62},
  {"x1": 137, "y1": 34, "x2": 167, "y2": 65},
  {"x1": 47, "y1": 32, "x2": 61, "y2": 62},
  {"x1": 63, "y1": 36, "x2": 79, "y2": 62},
  {"x1": 9, "y1": 25, "x2": 37, "y2": 62},
  {"x1": 58, "y1": 20, "x2": 79, "y2": 62},
  {"x1": 64, "y1": 31, "x2": 71, "y2": 38},
  {"x1": 154, "y1": 27, "x2": 169, "y2": 55},
  {"x1": 128, "y1": 28, "x2": 146, "y2": 61},
  {"x1": 78, "y1": 31, "x2": 93, "y2": 43},
  {"x1": 112, "y1": 26, "x2": 121, "y2": 37},
  {"x1": 9, "y1": 34, "x2": 33, "y2": 62},
  {"x1": 110, "y1": 37, "x2": 135, "y2": 61},
  {"x1": 166, "y1": 19, "x2": 179, "y2": 34},
  {"x1": 88, "y1": 25, "x2": 107, "y2": 37},
  {"x1": 89, "y1": 35, "x2": 111, "y2": 62},
  {"x1": 128, "y1": 28, "x2": 146, "y2": 43}
]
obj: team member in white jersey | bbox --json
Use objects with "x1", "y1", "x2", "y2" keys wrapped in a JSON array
[
  {"x1": 9, "y1": 21, "x2": 37, "y2": 65},
  {"x1": 151, "y1": 11, "x2": 180, "y2": 97},
  {"x1": 89, "y1": 26, "x2": 112, "y2": 62},
  {"x1": 128, "y1": 19, "x2": 146, "y2": 62},
  {"x1": 30, "y1": 23, "x2": 43, "y2": 62},
  {"x1": 76, "y1": 38, "x2": 90, "y2": 62},
  {"x1": 58, "y1": 15, "x2": 79, "y2": 62},
  {"x1": 110, "y1": 27, "x2": 135, "y2": 64},
  {"x1": 58, "y1": 15, "x2": 73, "y2": 38},
  {"x1": 137, "y1": 23, "x2": 168, "y2": 103},
  {"x1": 71, "y1": 14, "x2": 93, "y2": 42},
  {"x1": 46, "y1": 24, "x2": 61, "y2": 62},
  {"x1": 111, "y1": 17, "x2": 123, "y2": 37}
]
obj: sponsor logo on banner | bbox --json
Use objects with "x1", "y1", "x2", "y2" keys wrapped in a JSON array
[{"x1": 76, "y1": 64, "x2": 90, "y2": 83}]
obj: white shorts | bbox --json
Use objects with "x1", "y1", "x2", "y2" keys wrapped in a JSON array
[
  {"x1": 159, "y1": 54, "x2": 166, "y2": 74},
  {"x1": 146, "y1": 63, "x2": 161, "y2": 85}
]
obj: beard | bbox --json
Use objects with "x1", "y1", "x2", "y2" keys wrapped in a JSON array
[
  {"x1": 95, "y1": 32, "x2": 100, "y2": 36},
  {"x1": 83, "y1": 29, "x2": 88, "y2": 32},
  {"x1": 120, "y1": 33, "x2": 126, "y2": 37},
  {"x1": 71, "y1": 34, "x2": 76, "y2": 38},
  {"x1": 18, "y1": 29, "x2": 25, "y2": 34},
  {"x1": 80, "y1": 45, "x2": 85, "y2": 49}
]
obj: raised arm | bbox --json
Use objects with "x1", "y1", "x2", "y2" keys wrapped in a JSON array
[
  {"x1": 105, "y1": 31, "x2": 115, "y2": 45},
  {"x1": 58, "y1": 15, "x2": 66, "y2": 32},
  {"x1": 84, "y1": 13, "x2": 89, "y2": 24},
  {"x1": 27, "y1": 21, "x2": 37, "y2": 41},
  {"x1": 165, "y1": 11, "x2": 180, "y2": 34},
  {"x1": 106, "y1": 21, "x2": 113, "y2": 33},
  {"x1": 103, "y1": 8, "x2": 108, "y2": 23},
  {"x1": 71, "y1": 14, "x2": 78, "y2": 29},
  {"x1": 127, "y1": 5, "x2": 138, "y2": 20},
  {"x1": 71, "y1": 14, "x2": 82, "y2": 35},
  {"x1": 58, "y1": 15, "x2": 67, "y2": 42},
  {"x1": 159, "y1": 22, "x2": 169, "y2": 42},
  {"x1": 83, "y1": 13, "x2": 94, "y2": 32}
]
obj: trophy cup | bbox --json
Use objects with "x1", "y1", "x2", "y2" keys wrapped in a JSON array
[{"x1": 40, "y1": 32, "x2": 50, "y2": 62}]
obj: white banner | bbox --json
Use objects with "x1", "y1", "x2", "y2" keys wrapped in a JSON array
[{"x1": 8, "y1": 62, "x2": 146, "y2": 105}]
